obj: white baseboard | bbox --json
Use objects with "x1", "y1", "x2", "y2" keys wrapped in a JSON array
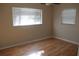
[
  {"x1": 0, "y1": 36, "x2": 52, "y2": 50},
  {"x1": 53, "y1": 36, "x2": 79, "y2": 46}
]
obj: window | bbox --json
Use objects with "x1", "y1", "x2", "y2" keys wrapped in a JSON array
[
  {"x1": 61, "y1": 9, "x2": 76, "y2": 24},
  {"x1": 12, "y1": 7, "x2": 42, "y2": 26}
]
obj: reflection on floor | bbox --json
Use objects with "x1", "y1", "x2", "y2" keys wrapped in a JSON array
[
  {"x1": 27, "y1": 50, "x2": 44, "y2": 56},
  {"x1": 0, "y1": 38, "x2": 78, "y2": 56}
]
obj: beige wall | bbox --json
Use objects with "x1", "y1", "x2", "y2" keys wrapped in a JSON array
[
  {"x1": 52, "y1": 4, "x2": 79, "y2": 43},
  {"x1": 0, "y1": 3, "x2": 52, "y2": 48}
]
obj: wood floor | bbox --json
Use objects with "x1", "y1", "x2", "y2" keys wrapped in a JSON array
[{"x1": 0, "y1": 38, "x2": 78, "y2": 56}]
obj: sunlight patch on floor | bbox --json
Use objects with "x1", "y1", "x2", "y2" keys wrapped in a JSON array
[{"x1": 27, "y1": 50, "x2": 44, "y2": 56}]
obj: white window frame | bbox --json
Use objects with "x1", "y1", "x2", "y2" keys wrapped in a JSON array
[{"x1": 12, "y1": 7, "x2": 42, "y2": 26}]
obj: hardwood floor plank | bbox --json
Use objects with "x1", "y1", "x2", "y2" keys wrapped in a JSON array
[{"x1": 0, "y1": 38, "x2": 78, "y2": 56}]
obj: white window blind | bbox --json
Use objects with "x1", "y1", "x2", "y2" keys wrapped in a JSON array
[
  {"x1": 62, "y1": 9, "x2": 76, "y2": 24},
  {"x1": 12, "y1": 7, "x2": 42, "y2": 26}
]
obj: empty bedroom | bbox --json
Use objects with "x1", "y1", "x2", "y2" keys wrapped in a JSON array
[{"x1": 0, "y1": 3, "x2": 79, "y2": 56}]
